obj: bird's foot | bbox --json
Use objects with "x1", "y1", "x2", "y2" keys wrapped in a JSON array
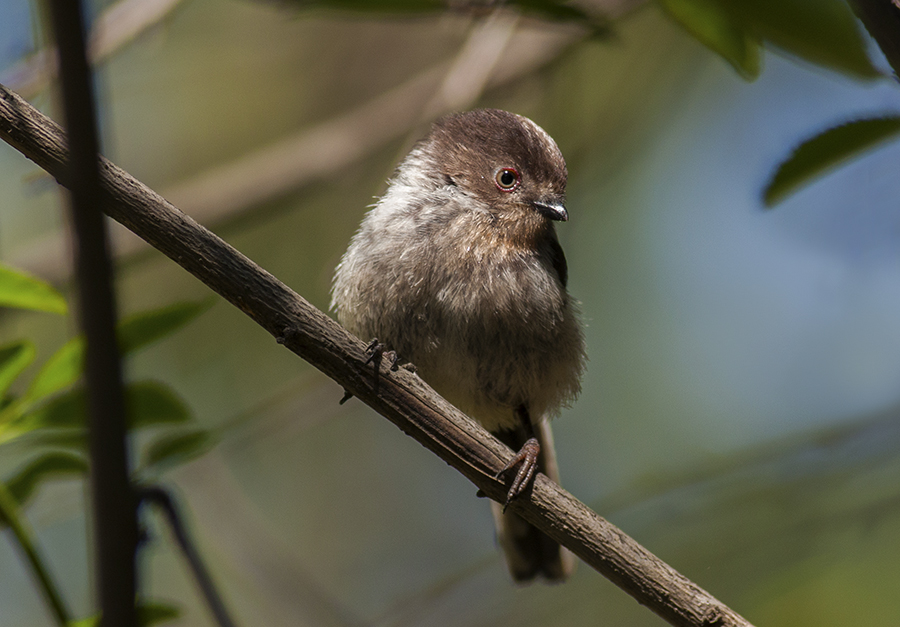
[
  {"x1": 364, "y1": 339, "x2": 400, "y2": 369},
  {"x1": 495, "y1": 437, "x2": 540, "y2": 512},
  {"x1": 363, "y1": 339, "x2": 385, "y2": 394},
  {"x1": 364, "y1": 338, "x2": 384, "y2": 363},
  {"x1": 362, "y1": 339, "x2": 401, "y2": 396},
  {"x1": 340, "y1": 340, "x2": 404, "y2": 404}
]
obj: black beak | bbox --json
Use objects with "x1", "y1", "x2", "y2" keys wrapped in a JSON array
[{"x1": 532, "y1": 200, "x2": 568, "y2": 222}]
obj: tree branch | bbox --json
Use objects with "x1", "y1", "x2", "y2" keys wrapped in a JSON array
[{"x1": 0, "y1": 81, "x2": 755, "y2": 627}]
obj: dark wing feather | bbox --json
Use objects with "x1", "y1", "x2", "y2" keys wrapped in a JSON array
[{"x1": 545, "y1": 232, "x2": 568, "y2": 288}]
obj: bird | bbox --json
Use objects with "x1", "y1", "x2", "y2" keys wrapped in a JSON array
[{"x1": 331, "y1": 108, "x2": 585, "y2": 583}]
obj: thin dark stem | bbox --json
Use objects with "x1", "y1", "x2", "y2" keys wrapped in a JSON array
[
  {"x1": 44, "y1": 3, "x2": 138, "y2": 626},
  {"x1": 139, "y1": 486, "x2": 237, "y2": 627},
  {"x1": 0, "y1": 483, "x2": 70, "y2": 626}
]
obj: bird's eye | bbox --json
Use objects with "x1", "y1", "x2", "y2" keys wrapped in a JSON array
[{"x1": 494, "y1": 167, "x2": 520, "y2": 192}]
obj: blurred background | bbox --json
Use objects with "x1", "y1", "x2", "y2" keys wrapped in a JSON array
[{"x1": 2, "y1": 0, "x2": 900, "y2": 624}]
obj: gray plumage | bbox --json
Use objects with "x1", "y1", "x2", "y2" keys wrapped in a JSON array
[{"x1": 332, "y1": 109, "x2": 585, "y2": 582}]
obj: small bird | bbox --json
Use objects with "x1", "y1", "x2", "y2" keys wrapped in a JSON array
[{"x1": 331, "y1": 108, "x2": 585, "y2": 583}]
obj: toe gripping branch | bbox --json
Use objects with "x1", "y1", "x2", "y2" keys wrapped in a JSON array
[
  {"x1": 340, "y1": 338, "x2": 399, "y2": 404},
  {"x1": 495, "y1": 437, "x2": 541, "y2": 512}
]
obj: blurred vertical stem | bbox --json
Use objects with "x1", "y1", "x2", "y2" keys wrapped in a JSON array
[
  {"x1": 46, "y1": 0, "x2": 138, "y2": 625},
  {"x1": 0, "y1": 482, "x2": 70, "y2": 626}
]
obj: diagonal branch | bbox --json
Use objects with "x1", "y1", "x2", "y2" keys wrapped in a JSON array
[{"x1": 0, "y1": 81, "x2": 755, "y2": 627}]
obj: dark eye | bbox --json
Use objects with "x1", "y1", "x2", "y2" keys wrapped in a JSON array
[{"x1": 494, "y1": 167, "x2": 520, "y2": 192}]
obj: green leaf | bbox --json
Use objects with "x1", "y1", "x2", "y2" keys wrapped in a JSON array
[
  {"x1": 139, "y1": 601, "x2": 181, "y2": 626},
  {"x1": 0, "y1": 341, "x2": 35, "y2": 398},
  {"x1": 143, "y1": 429, "x2": 214, "y2": 471},
  {"x1": 5, "y1": 452, "x2": 87, "y2": 506},
  {"x1": 117, "y1": 299, "x2": 214, "y2": 355},
  {"x1": 26, "y1": 299, "x2": 213, "y2": 403},
  {"x1": 507, "y1": 0, "x2": 607, "y2": 29},
  {"x1": 12, "y1": 387, "x2": 87, "y2": 434},
  {"x1": 764, "y1": 116, "x2": 900, "y2": 206},
  {"x1": 659, "y1": 0, "x2": 760, "y2": 79},
  {"x1": 724, "y1": 0, "x2": 879, "y2": 79},
  {"x1": 2, "y1": 381, "x2": 191, "y2": 444},
  {"x1": 127, "y1": 381, "x2": 191, "y2": 429},
  {"x1": 21, "y1": 429, "x2": 86, "y2": 451},
  {"x1": 68, "y1": 603, "x2": 180, "y2": 627},
  {"x1": 26, "y1": 337, "x2": 82, "y2": 402},
  {"x1": 0, "y1": 264, "x2": 67, "y2": 314},
  {"x1": 287, "y1": 0, "x2": 605, "y2": 29},
  {"x1": 296, "y1": 0, "x2": 443, "y2": 10}
]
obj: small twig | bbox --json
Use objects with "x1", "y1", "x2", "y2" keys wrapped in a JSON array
[
  {"x1": 45, "y1": 0, "x2": 138, "y2": 624},
  {"x1": 139, "y1": 485, "x2": 238, "y2": 627},
  {"x1": 0, "y1": 482, "x2": 70, "y2": 627},
  {"x1": 0, "y1": 81, "x2": 755, "y2": 627}
]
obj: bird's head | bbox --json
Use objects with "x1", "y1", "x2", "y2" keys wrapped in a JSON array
[{"x1": 424, "y1": 109, "x2": 569, "y2": 230}]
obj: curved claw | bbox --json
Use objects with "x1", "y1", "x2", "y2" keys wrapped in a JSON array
[
  {"x1": 496, "y1": 437, "x2": 540, "y2": 511},
  {"x1": 364, "y1": 339, "x2": 401, "y2": 391},
  {"x1": 363, "y1": 339, "x2": 388, "y2": 393},
  {"x1": 364, "y1": 339, "x2": 384, "y2": 365}
]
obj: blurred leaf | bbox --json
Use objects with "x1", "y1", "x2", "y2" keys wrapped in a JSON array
[
  {"x1": 764, "y1": 115, "x2": 900, "y2": 206},
  {"x1": 22, "y1": 429, "x2": 86, "y2": 451},
  {"x1": 6, "y1": 452, "x2": 87, "y2": 506},
  {"x1": 142, "y1": 429, "x2": 214, "y2": 472},
  {"x1": 0, "y1": 264, "x2": 67, "y2": 315},
  {"x1": 0, "y1": 398, "x2": 26, "y2": 434},
  {"x1": 507, "y1": 0, "x2": 606, "y2": 27},
  {"x1": 2, "y1": 381, "x2": 191, "y2": 443},
  {"x1": 660, "y1": 0, "x2": 761, "y2": 79},
  {"x1": 725, "y1": 0, "x2": 879, "y2": 79},
  {"x1": 0, "y1": 341, "x2": 35, "y2": 398},
  {"x1": 26, "y1": 337, "x2": 81, "y2": 402},
  {"x1": 13, "y1": 387, "x2": 87, "y2": 434},
  {"x1": 117, "y1": 299, "x2": 214, "y2": 355},
  {"x1": 291, "y1": 0, "x2": 605, "y2": 29},
  {"x1": 26, "y1": 299, "x2": 212, "y2": 403},
  {"x1": 127, "y1": 381, "x2": 192, "y2": 429},
  {"x1": 138, "y1": 601, "x2": 181, "y2": 626},
  {"x1": 296, "y1": 0, "x2": 443, "y2": 10},
  {"x1": 68, "y1": 603, "x2": 180, "y2": 627}
]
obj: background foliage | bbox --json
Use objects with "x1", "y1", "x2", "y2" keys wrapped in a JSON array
[{"x1": 2, "y1": 0, "x2": 900, "y2": 625}]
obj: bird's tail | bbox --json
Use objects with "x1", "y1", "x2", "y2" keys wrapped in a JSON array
[{"x1": 491, "y1": 419, "x2": 575, "y2": 583}]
